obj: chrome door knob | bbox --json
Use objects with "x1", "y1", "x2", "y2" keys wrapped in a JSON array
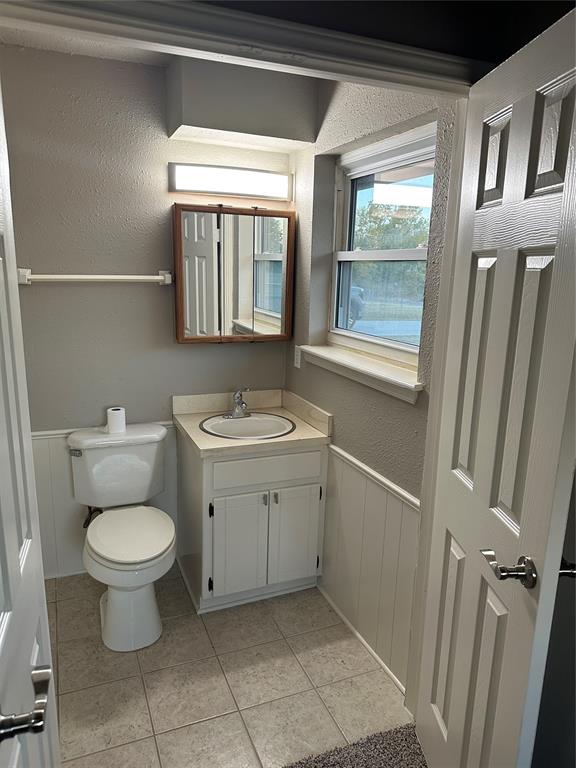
[
  {"x1": 481, "y1": 549, "x2": 538, "y2": 589},
  {"x1": 0, "y1": 666, "x2": 51, "y2": 742}
]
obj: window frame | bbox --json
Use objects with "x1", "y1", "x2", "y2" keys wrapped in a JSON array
[{"x1": 329, "y1": 123, "x2": 437, "y2": 363}]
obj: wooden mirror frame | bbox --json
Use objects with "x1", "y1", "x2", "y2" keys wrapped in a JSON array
[{"x1": 173, "y1": 203, "x2": 295, "y2": 343}]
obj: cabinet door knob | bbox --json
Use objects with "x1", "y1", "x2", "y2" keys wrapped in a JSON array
[{"x1": 273, "y1": 492, "x2": 279, "y2": 504}]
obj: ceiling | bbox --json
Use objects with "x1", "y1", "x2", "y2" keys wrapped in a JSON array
[{"x1": 199, "y1": 0, "x2": 574, "y2": 65}]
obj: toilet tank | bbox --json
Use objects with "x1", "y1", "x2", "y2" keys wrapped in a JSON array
[{"x1": 67, "y1": 424, "x2": 167, "y2": 508}]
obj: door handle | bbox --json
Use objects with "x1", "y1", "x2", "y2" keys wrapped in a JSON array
[
  {"x1": 480, "y1": 549, "x2": 537, "y2": 589},
  {"x1": 559, "y1": 557, "x2": 576, "y2": 578},
  {"x1": 0, "y1": 666, "x2": 51, "y2": 742}
]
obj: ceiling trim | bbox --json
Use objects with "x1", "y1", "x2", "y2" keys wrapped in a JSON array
[{"x1": 0, "y1": 0, "x2": 486, "y2": 95}]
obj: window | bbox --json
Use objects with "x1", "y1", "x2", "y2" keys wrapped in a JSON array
[
  {"x1": 332, "y1": 126, "x2": 436, "y2": 354},
  {"x1": 254, "y1": 217, "x2": 287, "y2": 316}
]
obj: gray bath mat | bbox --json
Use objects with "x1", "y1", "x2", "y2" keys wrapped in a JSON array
[{"x1": 285, "y1": 723, "x2": 428, "y2": 768}]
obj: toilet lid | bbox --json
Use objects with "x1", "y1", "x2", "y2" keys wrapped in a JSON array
[{"x1": 86, "y1": 506, "x2": 175, "y2": 564}]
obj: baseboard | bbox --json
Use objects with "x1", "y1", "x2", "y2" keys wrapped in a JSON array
[{"x1": 317, "y1": 584, "x2": 411, "y2": 711}]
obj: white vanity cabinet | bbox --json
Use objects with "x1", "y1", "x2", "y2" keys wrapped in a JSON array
[{"x1": 175, "y1": 427, "x2": 328, "y2": 612}]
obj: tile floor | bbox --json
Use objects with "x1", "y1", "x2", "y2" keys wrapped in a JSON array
[{"x1": 46, "y1": 569, "x2": 411, "y2": 767}]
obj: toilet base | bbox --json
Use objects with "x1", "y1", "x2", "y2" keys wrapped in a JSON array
[{"x1": 100, "y1": 584, "x2": 162, "y2": 652}]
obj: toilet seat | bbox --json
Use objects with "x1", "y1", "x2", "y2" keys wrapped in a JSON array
[{"x1": 86, "y1": 505, "x2": 175, "y2": 566}]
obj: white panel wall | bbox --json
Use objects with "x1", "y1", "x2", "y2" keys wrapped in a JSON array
[
  {"x1": 321, "y1": 446, "x2": 420, "y2": 689},
  {"x1": 32, "y1": 424, "x2": 177, "y2": 578}
]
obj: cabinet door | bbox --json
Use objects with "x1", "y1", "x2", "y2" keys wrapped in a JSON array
[
  {"x1": 268, "y1": 484, "x2": 321, "y2": 585},
  {"x1": 213, "y1": 492, "x2": 269, "y2": 596}
]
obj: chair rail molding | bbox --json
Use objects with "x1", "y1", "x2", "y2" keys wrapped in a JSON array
[{"x1": 0, "y1": 1, "x2": 487, "y2": 94}]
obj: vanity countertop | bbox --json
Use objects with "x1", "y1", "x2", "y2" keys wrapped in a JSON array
[{"x1": 174, "y1": 406, "x2": 330, "y2": 458}]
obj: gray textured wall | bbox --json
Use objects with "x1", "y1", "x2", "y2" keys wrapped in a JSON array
[
  {"x1": 287, "y1": 85, "x2": 456, "y2": 497},
  {"x1": 1, "y1": 45, "x2": 457, "y2": 497},
  {"x1": 0, "y1": 47, "x2": 289, "y2": 431}
]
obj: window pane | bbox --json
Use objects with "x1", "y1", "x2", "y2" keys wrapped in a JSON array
[
  {"x1": 349, "y1": 162, "x2": 434, "y2": 251},
  {"x1": 255, "y1": 261, "x2": 283, "y2": 313},
  {"x1": 255, "y1": 217, "x2": 287, "y2": 256},
  {"x1": 336, "y1": 260, "x2": 426, "y2": 346}
]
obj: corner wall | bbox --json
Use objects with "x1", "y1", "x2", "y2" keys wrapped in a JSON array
[{"x1": 287, "y1": 85, "x2": 457, "y2": 497}]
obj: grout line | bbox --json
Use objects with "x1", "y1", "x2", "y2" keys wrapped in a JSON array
[
  {"x1": 58, "y1": 673, "x2": 143, "y2": 698},
  {"x1": 139, "y1": 649, "x2": 217, "y2": 676},
  {"x1": 279, "y1": 617, "x2": 343, "y2": 641},
  {"x1": 60, "y1": 735, "x2": 157, "y2": 764},
  {"x1": 214, "y1": 655, "x2": 264, "y2": 768},
  {"x1": 136, "y1": 649, "x2": 164, "y2": 767},
  {"x1": 285, "y1": 642, "x2": 350, "y2": 746},
  {"x1": 237, "y1": 709, "x2": 265, "y2": 768},
  {"x1": 216, "y1": 635, "x2": 289, "y2": 661}
]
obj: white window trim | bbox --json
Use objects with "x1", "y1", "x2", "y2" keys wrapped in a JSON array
[{"x1": 304, "y1": 123, "x2": 437, "y2": 401}]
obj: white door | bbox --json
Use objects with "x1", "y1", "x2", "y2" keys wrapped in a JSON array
[
  {"x1": 268, "y1": 485, "x2": 321, "y2": 584},
  {"x1": 212, "y1": 491, "x2": 269, "y2": 596},
  {"x1": 417, "y1": 13, "x2": 575, "y2": 768},
  {"x1": 181, "y1": 209, "x2": 219, "y2": 336},
  {"x1": 0, "y1": 81, "x2": 59, "y2": 765}
]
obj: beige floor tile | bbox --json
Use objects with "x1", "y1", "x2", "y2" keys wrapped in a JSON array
[
  {"x1": 137, "y1": 614, "x2": 214, "y2": 673},
  {"x1": 242, "y1": 689, "x2": 345, "y2": 768},
  {"x1": 155, "y1": 578, "x2": 194, "y2": 619},
  {"x1": 220, "y1": 639, "x2": 311, "y2": 709},
  {"x1": 156, "y1": 712, "x2": 260, "y2": 768},
  {"x1": 202, "y1": 601, "x2": 282, "y2": 654},
  {"x1": 58, "y1": 637, "x2": 139, "y2": 693},
  {"x1": 57, "y1": 573, "x2": 105, "y2": 602},
  {"x1": 48, "y1": 602, "x2": 57, "y2": 646},
  {"x1": 45, "y1": 578, "x2": 56, "y2": 603},
  {"x1": 62, "y1": 737, "x2": 159, "y2": 767},
  {"x1": 143, "y1": 656, "x2": 236, "y2": 733},
  {"x1": 287, "y1": 624, "x2": 379, "y2": 686},
  {"x1": 268, "y1": 589, "x2": 341, "y2": 637},
  {"x1": 317, "y1": 669, "x2": 412, "y2": 741},
  {"x1": 59, "y1": 677, "x2": 152, "y2": 761},
  {"x1": 57, "y1": 597, "x2": 102, "y2": 642}
]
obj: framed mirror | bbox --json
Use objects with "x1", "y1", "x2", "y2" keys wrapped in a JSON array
[{"x1": 173, "y1": 204, "x2": 295, "y2": 343}]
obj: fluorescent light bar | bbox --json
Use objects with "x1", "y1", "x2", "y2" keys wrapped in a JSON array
[
  {"x1": 169, "y1": 163, "x2": 291, "y2": 200},
  {"x1": 373, "y1": 183, "x2": 433, "y2": 208}
]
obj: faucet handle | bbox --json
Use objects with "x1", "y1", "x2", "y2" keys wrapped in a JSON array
[{"x1": 233, "y1": 387, "x2": 250, "y2": 400}]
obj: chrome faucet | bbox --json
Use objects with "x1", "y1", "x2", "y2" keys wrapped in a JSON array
[{"x1": 226, "y1": 388, "x2": 251, "y2": 419}]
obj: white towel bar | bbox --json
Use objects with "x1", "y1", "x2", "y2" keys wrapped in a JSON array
[{"x1": 17, "y1": 269, "x2": 172, "y2": 286}]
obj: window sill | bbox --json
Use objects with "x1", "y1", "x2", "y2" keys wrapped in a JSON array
[{"x1": 299, "y1": 345, "x2": 423, "y2": 404}]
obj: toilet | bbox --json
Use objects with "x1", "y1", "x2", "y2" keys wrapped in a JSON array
[{"x1": 67, "y1": 423, "x2": 175, "y2": 652}]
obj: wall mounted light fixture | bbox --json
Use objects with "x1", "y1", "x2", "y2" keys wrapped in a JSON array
[{"x1": 168, "y1": 163, "x2": 292, "y2": 200}]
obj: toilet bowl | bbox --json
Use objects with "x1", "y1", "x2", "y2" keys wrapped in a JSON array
[{"x1": 83, "y1": 505, "x2": 175, "y2": 651}]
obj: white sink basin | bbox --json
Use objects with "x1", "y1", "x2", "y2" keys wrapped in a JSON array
[{"x1": 200, "y1": 412, "x2": 296, "y2": 440}]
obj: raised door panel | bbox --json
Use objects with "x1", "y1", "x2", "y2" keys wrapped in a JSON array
[
  {"x1": 212, "y1": 492, "x2": 268, "y2": 597},
  {"x1": 268, "y1": 484, "x2": 320, "y2": 585},
  {"x1": 417, "y1": 14, "x2": 575, "y2": 768},
  {"x1": 181, "y1": 210, "x2": 219, "y2": 337}
]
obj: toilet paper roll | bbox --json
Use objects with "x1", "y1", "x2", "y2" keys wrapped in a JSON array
[{"x1": 107, "y1": 406, "x2": 126, "y2": 434}]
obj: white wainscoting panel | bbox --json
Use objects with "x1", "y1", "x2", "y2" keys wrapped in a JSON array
[
  {"x1": 32, "y1": 423, "x2": 177, "y2": 578},
  {"x1": 321, "y1": 445, "x2": 420, "y2": 689}
]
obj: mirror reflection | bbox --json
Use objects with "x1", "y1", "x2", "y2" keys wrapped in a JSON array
[{"x1": 175, "y1": 205, "x2": 293, "y2": 342}]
